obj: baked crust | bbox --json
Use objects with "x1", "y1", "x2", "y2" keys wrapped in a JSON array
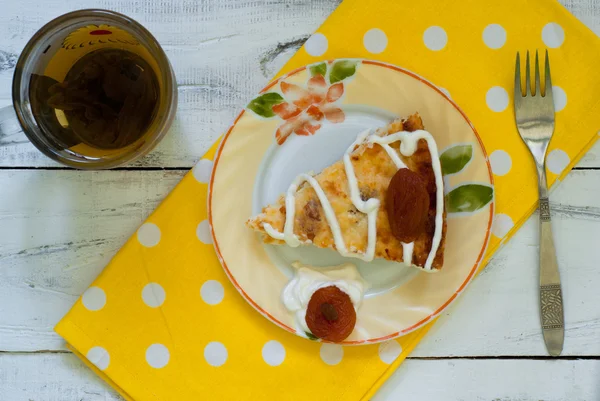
[{"x1": 246, "y1": 113, "x2": 447, "y2": 270}]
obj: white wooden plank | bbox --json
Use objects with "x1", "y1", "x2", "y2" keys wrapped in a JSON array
[
  {"x1": 374, "y1": 358, "x2": 600, "y2": 401},
  {"x1": 563, "y1": 0, "x2": 600, "y2": 36},
  {"x1": 0, "y1": 169, "x2": 599, "y2": 356},
  {"x1": 0, "y1": 353, "x2": 598, "y2": 401},
  {"x1": 0, "y1": 0, "x2": 598, "y2": 168},
  {"x1": 414, "y1": 168, "x2": 600, "y2": 357},
  {"x1": 0, "y1": 353, "x2": 123, "y2": 401},
  {"x1": 0, "y1": 170, "x2": 185, "y2": 351}
]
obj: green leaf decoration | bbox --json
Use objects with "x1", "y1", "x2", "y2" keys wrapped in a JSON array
[
  {"x1": 329, "y1": 60, "x2": 358, "y2": 84},
  {"x1": 309, "y1": 62, "x2": 327, "y2": 77},
  {"x1": 440, "y1": 144, "x2": 473, "y2": 176},
  {"x1": 446, "y1": 184, "x2": 493, "y2": 213},
  {"x1": 305, "y1": 331, "x2": 319, "y2": 341},
  {"x1": 247, "y1": 92, "x2": 284, "y2": 118}
]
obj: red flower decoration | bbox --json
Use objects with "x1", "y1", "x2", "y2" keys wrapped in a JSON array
[
  {"x1": 89, "y1": 30, "x2": 112, "y2": 35},
  {"x1": 273, "y1": 75, "x2": 345, "y2": 145}
]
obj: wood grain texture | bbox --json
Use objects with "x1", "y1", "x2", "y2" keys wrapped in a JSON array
[
  {"x1": 1, "y1": 353, "x2": 599, "y2": 401},
  {"x1": 374, "y1": 358, "x2": 600, "y2": 401},
  {"x1": 0, "y1": 0, "x2": 598, "y2": 168},
  {"x1": 0, "y1": 353, "x2": 124, "y2": 401},
  {"x1": 0, "y1": 170, "x2": 185, "y2": 351},
  {"x1": 1, "y1": 170, "x2": 599, "y2": 356}
]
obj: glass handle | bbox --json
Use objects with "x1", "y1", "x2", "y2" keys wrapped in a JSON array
[{"x1": 0, "y1": 106, "x2": 28, "y2": 146}]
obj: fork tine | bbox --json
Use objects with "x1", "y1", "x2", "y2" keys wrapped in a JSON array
[
  {"x1": 545, "y1": 49, "x2": 553, "y2": 98},
  {"x1": 514, "y1": 52, "x2": 522, "y2": 98},
  {"x1": 525, "y1": 50, "x2": 531, "y2": 96},
  {"x1": 535, "y1": 50, "x2": 541, "y2": 96}
]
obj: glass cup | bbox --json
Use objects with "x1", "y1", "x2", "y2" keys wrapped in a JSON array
[{"x1": 0, "y1": 9, "x2": 177, "y2": 169}]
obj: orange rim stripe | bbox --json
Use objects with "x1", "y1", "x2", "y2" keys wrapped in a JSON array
[{"x1": 208, "y1": 59, "x2": 495, "y2": 345}]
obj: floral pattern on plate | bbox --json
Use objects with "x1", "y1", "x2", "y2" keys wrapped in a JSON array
[
  {"x1": 247, "y1": 60, "x2": 359, "y2": 144},
  {"x1": 440, "y1": 143, "x2": 494, "y2": 215}
]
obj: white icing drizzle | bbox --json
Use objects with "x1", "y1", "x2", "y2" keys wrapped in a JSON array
[
  {"x1": 263, "y1": 128, "x2": 444, "y2": 270},
  {"x1": 364, "y1": 133, "x2": 412, "y2": 265},
  {"x1": 368, "y1": 130, "x2": 445, "y2": 270},
  {"x1": 342, "y1": 129, "x2": 381, "y2": 261},
  {"x1": 402, "y1": 242, "x2": 414, "y2": 266}
]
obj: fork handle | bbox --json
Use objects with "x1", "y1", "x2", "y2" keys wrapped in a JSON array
[{"x1": 537, "y1": 167, "x2": 564, "y2": 356}]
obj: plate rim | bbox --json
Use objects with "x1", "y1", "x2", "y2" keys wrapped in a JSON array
[{"x1": 208, "y1": 58, "x2": 495, "y2": 345}]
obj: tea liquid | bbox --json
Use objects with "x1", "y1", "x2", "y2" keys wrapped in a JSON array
[{"x1": 31, "y1": 48, "x2": 159, "y2": 150}]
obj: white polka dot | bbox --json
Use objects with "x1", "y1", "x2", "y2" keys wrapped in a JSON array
[
  {"x1": 146, "y1": 344, "x2": 170, "y2": 369},
  {"x1": 82, "y1": 286, "x2": 106, "y2": 311},
  {"x1": 320, "y1": 344, "x2": 343, "y2": 365},
  {"x1": 304, "y1": 33, "x2": 328, "y2": 57},
  {"x1": 438, "y1": 87, "x2": 451, "y2": 99},
  {"x1": 201, "y1": 280, "x2": 224, "y2": 305},
  {"x1": 262, "y1": 340, "x2": 286, "y2": 366},
  {"x1": 87, "y1": 346, "x2": 110, "y2": 371},
  {"x1": 493, "y1": 214, "x2": 514, "y2": 238},
  {"x1": 423, "y1": 26, "x2": 447, "y2": 51},
  {"x1": 489, "y1": 150, "x2": 512, "y2": 176},
  {"x1": 193, "y1": 159, "x2": 213, "y2": 184},
  {"x1": 482, "y1": 24, "x2": 506, "y2": 49},
  {"x1": 547, "y1": 149, "x2": 570, "y2": 175},
  {"x1": 142, "y1": 283, "x2": 166, "y2": 308},
  {"x1": 196, "y1": 220, "x2": 212, "y2": 244},
  {"x1": 204, "y1": 341, "x2": 227, "y2": 367},
  {"x1": 137, "y1": 223, "x2": 161, "y2": 248},
  {"x1": 363, "y1": 28, "x2": 388, "y2": 54},
  {"x1": 486, "y1": 86, "x2": 509, "y2": 112},
  {"x1": 378, "y1": 340, "x2": 402, "y2": 364},
  {"x1": 552, "y1": 86, "x2": 567, "y2": 112},
  {"x1": 542, "y1": 23, "x2": 565, "y2": 48}
]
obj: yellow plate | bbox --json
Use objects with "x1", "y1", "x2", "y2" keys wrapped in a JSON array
[{"x1": 209, "y1": 59, "x2": 494, "y2": 344}]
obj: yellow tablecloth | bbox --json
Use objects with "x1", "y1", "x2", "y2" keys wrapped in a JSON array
[{"x1": 56, "y1": 0, "x2": 600, "y2": 399}]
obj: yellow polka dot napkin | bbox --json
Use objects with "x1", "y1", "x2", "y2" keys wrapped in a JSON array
[{"x1": 56, "y1": 0, "x2": 600, "y2": 400}]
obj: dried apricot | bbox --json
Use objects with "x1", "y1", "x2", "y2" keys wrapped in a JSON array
[
  {"x1": 305, "y1": 286, "x2": 356, "y2": 342},
  {"x1": 385, "y1": 168, "x2": 430, "y2": 243}
]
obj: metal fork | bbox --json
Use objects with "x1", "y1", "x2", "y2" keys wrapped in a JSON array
[{"x1": 514, "y1": 50, "x2": 564, "y2": 356}]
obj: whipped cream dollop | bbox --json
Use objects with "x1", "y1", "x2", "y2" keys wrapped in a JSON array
[{"x1": 281, "y1": 262, "x2": 368, "y2": 334}]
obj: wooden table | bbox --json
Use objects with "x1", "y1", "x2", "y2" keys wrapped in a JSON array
[{"x1": 1, "y1": 1, "x2": 599, "y2": 399}]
